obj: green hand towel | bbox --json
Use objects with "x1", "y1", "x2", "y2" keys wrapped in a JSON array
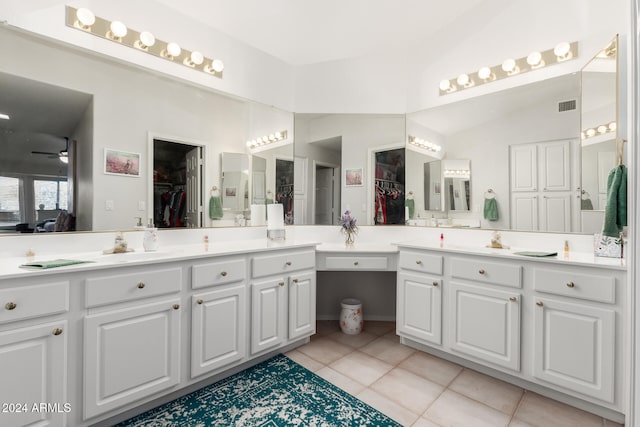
[
  {"x1": 265, "y1": 198, "x2": 274, "y2": 205},
  {"x1": 603, "y1": 165, "x2": 627, "y2": 237},
  {"x1": 513, "y1": 251, "x2": 558, "y2": 257},
  {"x1": 20, "y1": 259, "x2": 94, "y2": 269},
  {"x1": 209, "y1": 196, "x2": 223, "y2": 220},
  {"x1": 405, "y1": 199, "x2": 415, "y2": 219},
  {"x1": 483, "y1": 198, "x2": 499, "y2": 221}
]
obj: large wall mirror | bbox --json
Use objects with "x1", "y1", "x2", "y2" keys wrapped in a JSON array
[
  {"x1": 0, "y1": 27, "x2": 294, "y2": 234},
  {"x1": 293, "y1": 114, "x2": 405, "y2": 225}
]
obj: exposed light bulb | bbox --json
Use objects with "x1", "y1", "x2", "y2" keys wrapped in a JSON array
[
  {"x1": 166, "y1": 42, "x2": 181, "y2": 58},
  {"x1": 0, "y1": 113, "x2": 9, "y2": 120},
  {"x1": 597, "y1": 125, "x2": 608, "y2": 134},
  {"x1": 609, "y1": 122, "x2": 617, "y2": 131},
  {"x1": 554, "y1": 42, "x2": 571, "y2": 59},
  {"x1": 186, "y1": 51, "x2": 204, "y2": 66},
  {"x1": 275, "y1": 131, "x2": 282, "y2": 139},
  {"x1": 502, "y1": 58, "x2": 516, "y2": 73},
  {"x1": 76, "y1": 8, "x2": 95, "y2": 27},
  {"x1": 457, "y1": 74, "x2": 470, "y2": 86},
  {"x1": 110, "y1": 21, "x2": 127, "y2": 38},
  {"x1": 586, "y1": 128, "x2": 596, "y2": 137},
  {"x1": 211, "y1": 59, "x2": 224, "y2": 73},
  {"x1": 138, "y1": 31, "x2": 156, "y2": 49},
  {"x1": 439, "y1": 79, "x2": 452, "y2": 91},
  {"x1": 581, "y1": 132, "x2": 586, "y2": 140},
  {"x1": 478, "y1": 67, "x2": 492, "y2": 80},
  {"x1": 527, "y1": 51, "x2": 542, "y2": 66}
]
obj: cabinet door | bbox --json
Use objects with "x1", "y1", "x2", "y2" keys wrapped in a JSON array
[
  {"x1": 511, "y1": 193, "x2": 538, "y2": 231},
  {"x1": 533, "y1": 297, "x2": 614, "y2": 402},
  {"x1": 251, "y1": 277, "x2": 286, "y2": 354},
  {"x1": 539, "y1": 140, "x2": 571, "y2": 191},
  {"x1": 510, "y1": 144, "x2": 537, "y2": 192},
  {"x1": 191, "y1": 284, "x2": 246, "y2": 378},
  {"x1": 0, "y1": 321, "x2": 67, "y2": 427},
  {"x1": 288, "y1": 271, "x2": 316, "y2": 340},
  {"x1": 450, "y1": 282, "x2": 520, "y2": 371},
  {"x1": 84, "y1": 299, "x2": 181, "y2": 419},
  {"x1": 397, "y1": 272, "x2": 442, "y2": 345},
  {"x1": 540, "y1": 193, "x2": 571, "y2": 232}
]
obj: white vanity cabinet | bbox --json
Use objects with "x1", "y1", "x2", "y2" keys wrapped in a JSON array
[
  {"x1": 396, "y1": 251, "x2": 443, "y2": 345},
  {"x1": 250, "y1": 250, "x2": 316, "y2": 355},
  {"x1": 0, "y1": 280, "x2": 69, "y2": 427},
  {"x1": 191, "y1": 257, "x2": 247, "y2": 378},
  {"x1": 83, "y1": 267, "x2": 183, "y2": 420}
]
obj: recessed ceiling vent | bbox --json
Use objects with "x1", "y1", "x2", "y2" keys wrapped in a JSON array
[{"x1": 558, "y1": 99, "x2": 577, "y2": 112}]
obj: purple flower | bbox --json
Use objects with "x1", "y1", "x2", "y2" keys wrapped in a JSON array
[{"x1": 339, "y1": 210, "x2": 358, "y2": 234}]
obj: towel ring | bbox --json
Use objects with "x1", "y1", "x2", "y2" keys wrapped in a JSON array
[{"x1": 484, "y1": 189, "x2": 495, "y2": 199}]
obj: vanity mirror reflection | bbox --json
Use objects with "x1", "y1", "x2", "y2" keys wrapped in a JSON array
[{"x1": 0, "y1": 27, "x2": 294, "y2": 233}]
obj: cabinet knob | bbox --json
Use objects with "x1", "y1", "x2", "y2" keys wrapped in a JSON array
[
  {"x1": 220, "y1": 271, "x2": 227, "y2": 277},
  {"x1": 196, "y1": 299, "x2": 204, "y2": 305},
  {"x1": 52, "y1": 328, "x2": 63, "y2": 336},
  {"x1": 279, "y1": 282, "x2": 285, "y2": 287},
  {"x1": 292, "y1": 278, "x2": 299, "y2": 283},
  {"x1": 354, "y1": 261, "x2": 359, "y2": 266},
  {"x1": 416, "y1": 260, "x2": 422, "y2": 265},
  {"x1": 566, "y1": 281, "x2": 575, "y2": 288},
  {"x1": 509, "y1": 297, "x2": 517, "y2": 302},
  {"x1": 137, "y1": 282, "x2": 145, "y2": 289},
  {"x1": 536, "y1": 301, "x2": 544, "y2": 307},
  {"x1": 478, "y1": 269, "x2": 485, "y2": 275},
  {"x1": 432, "y1": 281, "x2": 439, "y2": 287},
  {"x1": 286, "y1": 261, "x2": 292, "y2": 266},
  {"x1": 5, "y1": 302, "x2": 16, "y2": 310},
  {"x1": 173, "y1": 304, "x2": 180, "y2": 310}
]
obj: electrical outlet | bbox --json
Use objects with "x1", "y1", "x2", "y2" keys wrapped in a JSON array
[
  {"x1": 105, "y1": 200, "x2": 114, "y2": 211},
  {"x1": 138, "y1": 201, "x2": 146, "y2": 211}
]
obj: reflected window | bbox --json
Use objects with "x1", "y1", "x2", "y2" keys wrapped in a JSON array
[
  {"x1": 0, "y1": 176, "x2": 20, "y2": 226},
  {"x1": 34, "y1": 179, "x2": 68, "y2": 210}
]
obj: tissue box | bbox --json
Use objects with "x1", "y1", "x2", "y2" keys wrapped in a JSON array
[{"x1": 594, "y1": 233, "x2": 623, "y2": 258}]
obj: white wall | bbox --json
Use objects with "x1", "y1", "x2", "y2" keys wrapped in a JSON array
[{"x1": 71, "y1": 100, "x2": 94, "y2": 231}]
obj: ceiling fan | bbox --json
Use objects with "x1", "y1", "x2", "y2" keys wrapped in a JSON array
[{"x1": 31, "y1": 137, "x2": 69, "y2": 163}]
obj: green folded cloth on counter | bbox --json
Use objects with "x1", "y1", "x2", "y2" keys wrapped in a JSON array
[
  {"x1": 20, "y1": 259, "x2": 94, "y2": 269},
  {"x1": 512, "y1": 251, "x2": 558, "y2": 257}
]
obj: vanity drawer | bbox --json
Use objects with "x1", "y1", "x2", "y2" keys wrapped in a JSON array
[
  {"x1": 85, "y1": 267, "x2": 182, "y2": 308},
  {"x1": 399, "y1": 251, "x2": 443, "y2": 275},
  {"x1": 325, "y1": 256, "x2": 388, "y2": 270},
  {"x1": 0, "y1": 282, "x2": 69, "y2": 324},
  {"x1": 252, "y1": 250, "x2": 315, "y2": 278},
  {"x1": 451, "y1": 258, "x2": 522, "y2": 288},
  {"x1": 192, "y1": 258, "x2": 246, "y2": 289},
  {"x1": 533, "y1": 268, "x2": 615, "y2": 304}
]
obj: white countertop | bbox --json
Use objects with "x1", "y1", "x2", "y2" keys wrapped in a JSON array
[
  {"x1": 396, "y1": 240, "x2": 627, "y2": 270},
  {"x1": 0, "y1": 239, "x2": 319, "y2": 280},
  {"x1": 315, "y1": 242, "x2": 398, "y2": 253}
]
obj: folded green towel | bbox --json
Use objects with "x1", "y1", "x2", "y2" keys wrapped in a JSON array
[
  {"x1": 603, "y1": 165, "x2": 627, "y2": 237},
  {"x1": 209, "y1": 196, "x2": 223, "y2": 220},
  {"x1": 265, "y1": 198, "x2": 274, "y2": 205},
  {"x1": 405, "y1": 199, "x2": 415, "y2": 219},
  {"x1": 483, "y1": 198, "x2": 499, "y2": 221},
  {"x1": 513, "y1": 251, "x2": 558, "y2": 257},
  {"x1": 20, "y1": 259, "x2": 94, "y2": 269}
]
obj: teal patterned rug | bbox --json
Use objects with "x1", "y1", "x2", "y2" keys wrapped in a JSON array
[{"x1": 115, "y1": 354, "x2": 401, "y2": 426}]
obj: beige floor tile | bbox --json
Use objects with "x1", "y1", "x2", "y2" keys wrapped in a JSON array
[
  {"x1": 509, "y1": 419, "x2": 536, "y2": 427},
  {"x1": 424, "y1": 390, "x2": 511, "y2": 427},
  {"x1": 370, "y1": 367, "x2": 444, "y2": 414},
  {"x1": 398, "y1": 352, "x2": 463, "y2": 386},
  {"x1": 382, "y1": 330, "x2": 401, "y2": 342},
  {"x1": 360, "y1": 337, "x2": 416, "y2": 365},
  {"x1": 412, "y1": 418, "x2": 442, "y2": 427},
  {"x1": 513, "y1": 392, "x2": 603, "y2": 427},
  {"x1": 315, "y1": 366, "x2": 366, "y2": 396},
  {"x1": 364, "y1": 320, "x2": 396, "y2": 336},
  {"x1": 296, "y1": 336, "x2": 353, "y2": 365},
  {"x1": 330, "y1": 351, "x2": 393, "y2": 386},
  {"x1": 328, "y1": 330, "x2": 378, "y2": 348},
  {"x1": 284, "y1": 349, "x2": 325, "y2": 372},
  {"x1": 448, "y1": 368, "x2": 524, "y2": 415},
  {"x1": 316, "y1": 320, "x2": 341, "y2": 336},
  {"x1": 356, "y1": 388, "x2": 420, "y2": 426}
]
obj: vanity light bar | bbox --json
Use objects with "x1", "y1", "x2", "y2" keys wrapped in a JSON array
[
  {"x1": 65, "y1": 6, "x2": 224, "y2": 78},
  {"x1": 582, "y1": 121, "x2": 616, "y2": 140},
  {"x1": 246, "y1": 130, "x2": 288, "y2": 149},
  {"x1": 444, "y1": 169, "x2": 470, "y2": 178},
  {"x1": 439, "y1": 41, "x2": 578, "y2": 96},
  {"x1": 408, "y1": 135, "x2": 442, "y2": 152}
]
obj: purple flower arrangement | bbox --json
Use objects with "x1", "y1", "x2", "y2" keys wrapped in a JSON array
[{"x1": 339, "y1": 210, "x2": 358, "y2": 235}]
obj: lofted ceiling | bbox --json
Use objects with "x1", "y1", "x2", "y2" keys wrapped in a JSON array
[{"x1": 153, "y1": 0, "x2": 487, "y2": 66}]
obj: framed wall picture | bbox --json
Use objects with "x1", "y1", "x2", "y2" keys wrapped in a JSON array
[
  {"x1": 104, "y1": 149, "x2": 140, "y2": 177},
  {"x1": 345, "y1": 168, "x2": 363, "y2": 187},
  {"x1": 225, "y1": 187, "x2": 237, "y2": 197}
]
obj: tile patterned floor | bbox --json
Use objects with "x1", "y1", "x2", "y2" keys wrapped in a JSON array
[{"x1": 285, "y1": 321, "x2": 624, "y2": 427}]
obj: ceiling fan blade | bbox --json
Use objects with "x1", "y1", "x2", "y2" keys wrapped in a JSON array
[{"x1": 31, "y1": 151, "x2": 59, "y2": 156}]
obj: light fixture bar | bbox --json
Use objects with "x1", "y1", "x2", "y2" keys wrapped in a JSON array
[
  {"x1": 65, "y1": 6, "x2": 224, "y2": 78},
  {"x1": 582, "y1": 121, "x2": 616, "y2": 140},
  {"x1": 408, "y1": 135, "x2": 441, "y2": 152},
  {"x1": 439, "y1": 41, "x2": 578, "y2": 96},
  {"x1": 246, "y1": 130, "x2": 288, "y2": 149}
]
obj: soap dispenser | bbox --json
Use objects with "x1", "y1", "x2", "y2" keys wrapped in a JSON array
[{"x1": 143, "y1": 219, "x2": 158, "y2": 252}]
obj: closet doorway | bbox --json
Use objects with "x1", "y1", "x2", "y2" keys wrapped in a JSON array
[
  {"x1": 372, "y1": 147, "x2": 405, "y2": 225},
  {"x1": 275, "y1": 158, "x2": 294, "y2": 224},
  {"x1": 313, "y1": 162, "x2": 340, "y2": 225},
  {"x1": 152, "y1": 138, "x2": 204, "y2": 228}
]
